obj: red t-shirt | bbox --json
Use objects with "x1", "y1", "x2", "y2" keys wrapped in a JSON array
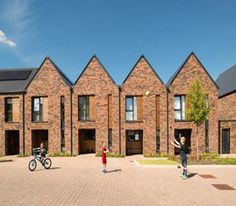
[{"x1": 102, "y1": 147, "x2": 107, "y2": 163}]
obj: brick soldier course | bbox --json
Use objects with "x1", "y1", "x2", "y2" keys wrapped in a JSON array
[{"x1": 0, "y1": 52, "x2": 236, "y2": 156}]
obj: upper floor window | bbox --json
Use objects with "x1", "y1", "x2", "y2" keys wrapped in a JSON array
[
  {"x1": 32, "y1": 97, "x2": 48, "y2": 122},
  {"x1": 5, "y1": 97, "x2": 20, "y2": 122},
  {"x1": 126, "y1": 96, "x2": 143, "y2": 121},
  {"x1": 174, "y1": 95, "x2": 185, "y2": 120},
  {"x1": 78, "y1": 95, "x2": 95, "y2": 121}
]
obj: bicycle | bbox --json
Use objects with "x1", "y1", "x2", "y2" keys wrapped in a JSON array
[{"x1": 28, "y1": 148, "x2": 52, "y2": 171}]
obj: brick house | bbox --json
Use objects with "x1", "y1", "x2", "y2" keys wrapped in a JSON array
[
  {"x1": 0, "y1": 68, "x2": 37, "y2": 156},
  {"x1": 24, "y1": 57, "x2": 73, "y2": 155},
  {"x1": 166, "y1": 52, "x2": 219, "y2": 156},
  {"x1": 1, "y1": 53, "x2": 236, "y2": 156},
  {"x1": 120, "y1": 56, "x2": 167, "y2": 155},
  {"x1": 72, "y1": 56, "x2": 119, "y2": 155},
  {"x1": 216, "y1": 65, "x2": 236, "y2": 154}
]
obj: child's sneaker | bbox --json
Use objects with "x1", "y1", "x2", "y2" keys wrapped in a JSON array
[
  {"x1": 180, "y1": 174, "x2": 184, "y2": 177},
  {"x1": 182, "y1": 175, "x2": 188, "y2": 179},
  {"x1": 102, "y1": 169, "x2": 106, "y2": 174}
]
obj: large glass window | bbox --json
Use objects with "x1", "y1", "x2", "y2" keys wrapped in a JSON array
[
  {"x1": 126, "y1": 97, "x2": 138, "y2": 121},
  {"x1": 174, "y1": 96, "x2": 185, "y2": 120},
  {"x1": 32, "y1": 97, "x2": 48, "y2": 122},
  {"x1": 5, "y1": 97, "x2": 20, "y2": 122},
  {"x1": 78, "y1": 96, "x2": 90, "y2": 121}
]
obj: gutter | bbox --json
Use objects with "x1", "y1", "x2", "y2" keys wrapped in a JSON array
[
  {"x1": 118, "y1": 86, "x2": 122, "y2": 154},
  {"x1": 70, "y1": 87, "x2": 73, "y2": 156},
  {"x1": 23, "y1": 92, "x2": 26, "y2": 155},
  {"x1": 166, "y1": 88, "x2": 170, "y2": 154}
]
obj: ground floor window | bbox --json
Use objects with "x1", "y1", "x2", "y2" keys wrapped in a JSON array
[
  {"x1": 156, "y1": 129, "x2": 160, "y2": 153},
  {"x1": 205, "y1": 120, "x2": 209, "y2": 152},
  {"x1": 222, "y1": 128, "x2": 230, "y2": 154},
  {"x1": 108, "y1": 129, "x2": 112, "y2": 151}
]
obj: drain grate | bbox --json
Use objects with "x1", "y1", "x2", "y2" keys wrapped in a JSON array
[
  {"x1": 199, "y1": 174, "x2": 216, "y2": 179},
  {"x1": 212, "y1": 184, "x2": 235, "y2": 190}
]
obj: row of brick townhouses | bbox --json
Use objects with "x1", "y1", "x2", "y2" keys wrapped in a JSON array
[{"x1": 0, "y1": 52, "x2": 235, "y2": 156}]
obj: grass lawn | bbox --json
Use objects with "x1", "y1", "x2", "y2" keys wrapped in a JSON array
[{"x1": 138, "y1": 159, "x2": 178, "y2": 165}]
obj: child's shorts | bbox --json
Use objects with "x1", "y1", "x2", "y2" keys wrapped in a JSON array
[{"x1": 181, "y1": 155, "x2": 187, "y2": 168}]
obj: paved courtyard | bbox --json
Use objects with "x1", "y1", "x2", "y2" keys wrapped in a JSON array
[{"x1": 0, "y1": 155, "x2": 236, "y2": 206}]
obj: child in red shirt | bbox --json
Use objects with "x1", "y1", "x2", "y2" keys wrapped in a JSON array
[{"x1": 102, "y1": 142, "x2": 109, "y2": 173}]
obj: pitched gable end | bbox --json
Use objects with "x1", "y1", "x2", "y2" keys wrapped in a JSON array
[
  {"x1": 74, "y1": 55, "x2": 116, "y2": 85},
  {"x1": 167, "y1": 52, "x2": 219, "y2": 89},
  {"x1": 122, "y1": 55, "x2": 164, "y2": 85},
  {"x1": 25, "y1": 57, "x2": 73, "y2": 89}
]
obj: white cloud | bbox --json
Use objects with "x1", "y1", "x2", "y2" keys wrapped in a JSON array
[
  {"x1": 0, "y1": 30, "x2": 16, "y2": 47},
  {"x1": 2, "y1": 0, "x2": 32, "y2": 32}
]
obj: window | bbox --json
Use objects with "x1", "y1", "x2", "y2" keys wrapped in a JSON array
[
  {"x1": 60, "y1": 96, "x2": 65, "y2": 152},
  {"x1": 108, "y1": 129, "x2": 112, "y2": 151},
  {"x1": 205, "y1": 120, "x2": 209, "y2": 152},
  {"x1": 32, "y1": 97, "x2": 48, "y2": 122},
  {"x1": 127, "y1": 130, "x2": 141, "y2": 141},
  {"x1": 78, "y1": 96, "x2": 95, "y2": 121},
  {"x1": 174, "y1": 95, "x2": 185, "y2": 120},
  {"x1": 156, "y1": 129, "x2": 160, "y2": 153},
  {"x1": 5, "y1": 97, "x2": 20, "y2": 122},
  {"x1": 78, "y1": 96, "x2": 89, "y2": 120},
  {"x1": 126, "y1": 97, "x2": 138, "y2": 121}
]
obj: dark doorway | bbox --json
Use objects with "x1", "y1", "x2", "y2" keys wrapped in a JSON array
[
  {"x1": 32, "y1": 130, "x2": 48, "y2": 153},
  {"x1": 174, "y1": 129, "x2": 191, "y2": 155},
  {"x1": 79, "y1": 129, "x2": 96, "y2": 154},
  {"x1": 5, "y1": 130, "x2": 19, "y2": 155},
  {"x1": 126, "y1": 130, "x2": 143, "y2": 155},
  {"x1": 222, "y1": 129, "x2": 230, "y2": 154}
]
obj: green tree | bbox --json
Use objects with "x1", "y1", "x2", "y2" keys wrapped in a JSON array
[{"x1": 186, "y1": 77, "x2": 210, "y2": 160}]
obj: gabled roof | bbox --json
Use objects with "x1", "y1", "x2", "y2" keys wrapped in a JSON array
[
  {"x1": 122, "y1": 55, "x2": 164, "y2": 85},
  {"x1": 25, "y1": 57, "x2": 73, "y2": 89},
  {"x1": 0, "y1": 68, "x2": 38, "y2": 94},
  {"x1": 74, "y1": 55, "x2": 116, "y2": 85},
  {"x1": 167, "y1": 52, "x2": 219, "y2": 89},
  {"x1": 216, "y1": 65, "x2": 236, "y2": 98}
]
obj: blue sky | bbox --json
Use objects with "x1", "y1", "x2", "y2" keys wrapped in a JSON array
[{"x1": 0, "y1": 0, "x2": 236, "y2": 84}]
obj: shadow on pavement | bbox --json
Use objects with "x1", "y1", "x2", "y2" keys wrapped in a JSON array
[
  {"x1": 106, "y1": 169, "x2": 122, "y2": 173},
  {"x1": 188, "y1": 173, "x2": 198, "y2": 178},
  {"x1": 50, "y1": 167, "x2": 62, "y2": 170}
]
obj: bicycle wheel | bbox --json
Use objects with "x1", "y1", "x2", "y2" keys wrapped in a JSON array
[
  {"x1": 28, "y1": 159, "x2": 37, "y2": 171},
  {"x1": 43, "y1": 158, "x2": 52, "y2": 169}
]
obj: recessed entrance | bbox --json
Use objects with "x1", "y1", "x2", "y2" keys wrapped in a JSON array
[
  {"x1": 79, "y1": 129, "x2": 96, "y2": 154},
  {"x1": 174, "y1": 129, "x2": 191, "y2": 155},
  {"x1": 5, "y1": 130, "x2": 19, "y2": 155},
  {"x1": 126, "y1": 130, "x2": 143, "y2": 155},
  {"x1": 32, "y1": 130, "x2": 48, "y2": 152}
]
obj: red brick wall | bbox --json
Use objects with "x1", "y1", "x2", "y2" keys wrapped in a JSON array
[
  {"x1": 73, "y1": 57, "x2": 119, "y2": 155},
  {"x1": 0, "y1": 94, "x2": 23, "y2": 155},
  {"x1": 25, "y1": 59, "x2": 72, "y2": 154},
  {"x1": 121, "y1": 57, "x2": 167, "y2": 155},
  {"x1": 168, "y1": 54, "x2": 218, "y2": 156},
  {"x1": 218, "y1": 93, "x2": 236, "y2": 153}
]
